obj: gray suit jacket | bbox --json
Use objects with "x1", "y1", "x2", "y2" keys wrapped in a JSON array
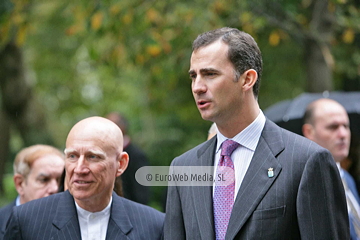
[
  {"x1": 4, "y1": 191, "x2": 164, "y2": 240},
  {"x1": 164, "y1": 120, "x2": 349, "y2": 239}
]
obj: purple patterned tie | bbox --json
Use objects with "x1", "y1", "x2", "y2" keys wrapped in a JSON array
[{"x1": 213, "y1": 139, "x2": 239, "y2": 240}]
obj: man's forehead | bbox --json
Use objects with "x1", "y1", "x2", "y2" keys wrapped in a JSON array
[
  {"x1": 314, "y1": 100, "x2": 347, "y2": 114},
  {"x1": 30, "y1": 161, "x2": 64, "y2": 176},
  {"x1": 190, "y1": 42, "x2": 229, "y2": 69},
  {"x1": 34, "y1": 172, "x2": 60, "y2": 178},
  {"x1": 314, "y1": 102, "x2": 347, "y2": 118},
  {"x1": 314, "y1": 112, "x2": 349, "y2": 127},
  {"x1": 69, "y1": 117, "x2": 121, "y2": 138},
  {"x1": 67, "y1": 126, "x2": 120, "y2": 146}
]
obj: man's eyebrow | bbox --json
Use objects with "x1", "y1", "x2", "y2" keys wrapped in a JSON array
[
  {"x1": 64, "y1": 149, "x2": 106, "y2": 157},
  {"x1": 189, "y1": 68, "x2": 219, "y2": 75},
  {"x1": 37, "y1": 173, "x2": 51, "y2": 178},
  {"x1": 200, "y1": 68, "x2": 218, "y2": 73},
  {"x1": 64, "y1": 148, "x2": 76, "y2": 155},
  {"x1": 188, "y1": 69, "x2": 195, "y2": 75}
]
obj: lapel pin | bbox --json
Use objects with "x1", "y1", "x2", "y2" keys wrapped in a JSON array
[{"x1": 268, "y1": 168, "x2": 274, "y2": 178}]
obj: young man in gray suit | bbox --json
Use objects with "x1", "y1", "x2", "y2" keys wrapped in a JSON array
[
  {"x1": 4, "y1": 116, "x2": 164, "y2": 240},
  {"x1": 164, "y1": 27, "x2": 349, "y2": 239}
]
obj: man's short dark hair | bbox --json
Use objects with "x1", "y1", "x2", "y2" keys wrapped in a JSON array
[
  {"x1": 303, "y1": 103, "x2": 316, "y2": 125},
  {"x1": 192, "y1": 27, "x2": 263, "y2": 97}
]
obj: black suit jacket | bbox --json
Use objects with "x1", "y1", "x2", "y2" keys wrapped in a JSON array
[
  {"x1": 164, "y1": 119, "x2": 350, "y2": 239},
  {"x1": 0, "y1": 199, "x2": 16, "y2": 239},
  {"x1": 4, "y1": 191, "x2": 164, "y2": 240}
]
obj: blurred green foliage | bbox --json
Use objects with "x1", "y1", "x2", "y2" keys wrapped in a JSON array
[{"x1": 0, "y1": 174, "x2": 17, "y2": 207}]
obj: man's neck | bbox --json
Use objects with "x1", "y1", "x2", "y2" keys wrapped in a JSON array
[
  {"x1": 75, "y1": 195, "x2": 112, "y2": 213},
  {"x1": 217, "y1": 105, "x2": 260, "y2": 138}
]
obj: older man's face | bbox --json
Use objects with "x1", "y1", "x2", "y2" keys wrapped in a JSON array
[
  {"x1": 21, "y1": 154, "x2": 64, "y2": 204},
  {"x1": 310, "y1": 103, "x2": 351, "y2": 163},
  {"x1": 64, "y1": 123, "x2": 124, "y2": 211}
]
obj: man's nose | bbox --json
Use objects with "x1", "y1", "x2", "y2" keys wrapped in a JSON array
[
  {"x1": 48, "y1": 179, "x2": 59, "y2": 195},
  {"x1": 192, "y1": 77, "x2": 207, "y2": 95},
  {"x1": 74, "y1": 156, "x2": 90, "y2": 174},
  {"x1": 338, "y1": 125, "x2": 350, "y2": 138}
]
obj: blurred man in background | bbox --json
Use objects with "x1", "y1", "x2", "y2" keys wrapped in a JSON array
[
  {"x1": 303, "y1": 98, "x2": 360, "y2": 240},
  {"x1": 106, "y1": 112, "x2": 150, "y2": 205},
  {"x1": 0, "y1": 144, "x2": 65, "y2": 239}
]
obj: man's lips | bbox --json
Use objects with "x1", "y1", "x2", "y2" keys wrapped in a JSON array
[
  {"x1": 73, "y1": 180, "x2": 93, "y2": 185},
  {"x1": 334, "y1": 141, "x2": 349, "y2": 152},
  {"x1": 336, "y1": 141, "x2": 348, "y2": 147},
  {"x1": 197, "y1": 100, "x2": 211, "y2": 109}
]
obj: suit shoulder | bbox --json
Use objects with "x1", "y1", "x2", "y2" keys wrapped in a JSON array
[
  {"x1": 110, "y1": 195, "x2": 163, "y2": 239},
  {"x1": 263, "y1": 120, "x2": 332, "y2": 161},
  {"x1": 0, "y1": 201, "x2": 15, "y2": 216},
  {"x1": 277, "y1": 124, "x2": 328, "y2": 152},
  {"x1": 0, "y1": 201, "x2": 16, "y2": 232},
  {"x1": 170, "y1": 139, "x2": 214, "y2": 166},
  {"x1": 272, "y1": 127, "x2": 334, "y2": 170},
  {"x1": 14, "y1": 192, "x2": 63, "y2": 218}
]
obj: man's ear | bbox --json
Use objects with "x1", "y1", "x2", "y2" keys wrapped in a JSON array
[
  {"x1": 13, "y1": 174, "x2": 25, "y2": 196},
  {"x1": 116, "y1": 152, "x2": 129, "y2": 177},
  {"x1": 241, "y1": 69, "x2": 257, "y2": 92},
  {"x1": 302, "y1": 123, "x2": 315, "y2": 140}
]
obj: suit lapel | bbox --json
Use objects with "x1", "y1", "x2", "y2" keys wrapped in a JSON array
[
  {"x1": 191, "y1": 138, "x2": 217, "y2": 240},
  {"x1": 52, "y1": 192, "x2": 131, "y2": 240},
  {"x1": 52, "y1": 191, "x2": 82, "y2": 239},
  {"x1": 105, "y1": 192, "x2": 133, "y2": 240},
  {"x1": 226, "y1": 120, "x2": 284, "y2": 239}
]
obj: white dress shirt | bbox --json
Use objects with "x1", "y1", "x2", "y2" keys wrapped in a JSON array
[
  {"x1": 75, "y1": 197, "x2": 112, "y2": 240},
  {"x1": 213, "y1": 110, "x2": 266, "y2": 200},
  {"x1": 15, "y1": 196, "x2": 21, "y2": 206}
]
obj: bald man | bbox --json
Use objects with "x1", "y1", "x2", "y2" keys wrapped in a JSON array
[
  {"x1": 303, "y1": 98, "x2": 359, "y2": 240},
  {"x1": 4, "y1": 117, "x2": 164, "y2": 240}
]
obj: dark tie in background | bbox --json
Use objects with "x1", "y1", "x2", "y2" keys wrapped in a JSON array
[{"x1": 213, "y1": 139, "x2": 239, "y2": 240}]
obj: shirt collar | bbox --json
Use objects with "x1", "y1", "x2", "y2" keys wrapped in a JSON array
[
  {"x1": 336, "y1": 162, "x2": 344, "y2": 177},
  {"x1": 75, "y1": 196, "x2": 112, "y2": 219},
  {"x1": 15, "y1": 195, "x2": 21, "y2": 206},
  {"x1": 216, "y1": 110, "x2": 266, "y2": 152}
]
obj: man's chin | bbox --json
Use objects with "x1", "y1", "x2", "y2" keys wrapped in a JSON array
[
  {"x1": 334, "y1": 153, "x2": 349, "y2": 163},
  {"x1": 200, "y1": 112, "x2": 215, "y2": 122},
  {"x1": 69, "y1": 189, "x2": 92, "y2": 200}
]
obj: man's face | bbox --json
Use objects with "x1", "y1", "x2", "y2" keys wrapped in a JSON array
[
  {"x1": 189, "y1": 40, "x2": 244, "y2": 125},
  {"x1": 21, "y1": 155, "x2": 64, "y2": 204},
  {"x1": 309, "y1": 104, "x2": 351, "y2": 162},
  {"x1": 65, "y1": 130, "x2": 121, "y2": 210}
]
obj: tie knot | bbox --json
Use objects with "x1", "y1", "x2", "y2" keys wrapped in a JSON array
[{"x1": 221, "y1": 139, "x2": 239, "y2": 156}]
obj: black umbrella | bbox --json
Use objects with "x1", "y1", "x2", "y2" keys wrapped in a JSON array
[{"x1": 263, "y1": 91, "x2": 360, "y2": 137}]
